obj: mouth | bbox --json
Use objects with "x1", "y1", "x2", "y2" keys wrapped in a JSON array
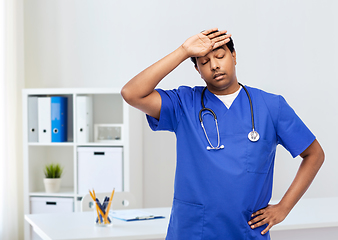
[{"x1": 213, "y1": 72, "x2": 225, "y2": 80}]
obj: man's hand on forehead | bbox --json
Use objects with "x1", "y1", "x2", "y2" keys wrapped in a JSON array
[
  {"x1": 202, "y1": 28, "x2": 231, "y2": 50},
  {"x1": 181, "y1": 28, "x2": 231, "y2": 59}
]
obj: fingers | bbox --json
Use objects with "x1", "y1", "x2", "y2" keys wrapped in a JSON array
[
  {"x1": 251, "y1": 208, "x2": 266, "y2": 218},
  {"x1": 200, "y1": 28, "x2": 232, "y2": 50},
  {"x1": 201, "y1": 29, "x2": 229, "y2": 39},
  {"x1": 248, "y1": 204, "x2": 285, "y2": 235},
  {"x1": 207, "y1": 30, "x2": 228, "y2": 39},
  {"x1": 251, "y1": 204, "x2": 270, "y2": 217},
  {"x1": 201, "y1": 28, "x2": 219, "y2": 35},
  {"x1": 250, "y1": 218, "x2": 273, "y2": 235},
  {"x1": 210, "y1": 31, "x2": 231, "y2": 49},
  {"x1": 248, "y1": 215, "x2": 265, "y2": 225},
  {"x1": 248, "y1": 216, "x2": 268, "y2": 229},
  {"x1": 212, "y1": 34, "x2": 231, "y2": 49},
  {"x1": 249, "y1": 215, "x2": 271, "y2": 235},
  {"x1": 261, "y1": 224, "x2": 272, "y2": 235}
]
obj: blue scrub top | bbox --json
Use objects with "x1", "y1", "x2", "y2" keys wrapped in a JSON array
[{"x1": 147, "y1": 85, "x2": 315, "y2": 240}]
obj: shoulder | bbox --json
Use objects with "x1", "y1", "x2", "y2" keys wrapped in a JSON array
[
  {"x1": 245, "y1": 85, "x2": 287, "y2": 126},
  {"x1": 159, "y1": 85, "x2": 204, "y2": 100},
  {"x1": 245, "y1": 85, "x2": 282, "y2": 108},
  {"x1": 158, "y1": 85, "x2": 204, "y2": 94},
  {"x1": 245, "y1": 85, "x2": 280, "y2": 99},
  {"x1": 156, "y1": 86, "x2": 204, "y2": 109},
  {"x1": 176, "y1": 85, "x2": 204, "y2": 94}
]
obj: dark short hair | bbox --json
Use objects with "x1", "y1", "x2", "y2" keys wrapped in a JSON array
[{"x1": 190, "y1": 31, "x2": 235, "y2": 67}]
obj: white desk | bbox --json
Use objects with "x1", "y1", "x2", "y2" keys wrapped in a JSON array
[
  {"x1": 25, "y1": 198, "x2": 338, "y2": 240},
  {"x1": 270, "y1": 197, "x2": 338, "y2": 231},
  {"x1": 25, "y1": 207, "x2": 171, "y2": 240}
]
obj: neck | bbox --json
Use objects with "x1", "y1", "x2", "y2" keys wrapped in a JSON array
[{"x1": 207, "y1": 80, "x2": 240, "y2": 95}]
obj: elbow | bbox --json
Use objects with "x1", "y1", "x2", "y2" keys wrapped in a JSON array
[
  {"x1": 302, "y1": 139, "x2": 325, "y2": 170},
  {"x1": 121, "y1": 86, "x2": 134, "y2": 105},
  {"x1": 314, "y1": 143, "x2": 325, "y2": 170},
  {"x1": 317, "y1": 139, "x2": 325, "y2": 166},
  {"x1": 121, "y1": 84, "x2": 148, "y2": 107},
  {"x1": 120, "y1": 86, "x2": 128, "y2": 101},
  {"x1": 318, "y1": 147, "x2": 325, "y2": 167}
]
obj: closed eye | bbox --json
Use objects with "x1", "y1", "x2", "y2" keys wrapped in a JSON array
[
  {"x1": 216, "y1": 54, "x2": 225, "y2": 59},
  {"x1": 201, "y1": 60, "x2": 209, "y2": 65}
]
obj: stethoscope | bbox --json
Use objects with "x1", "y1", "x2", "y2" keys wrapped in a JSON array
[{"x1": 198, "y1": 83, "x2": 260, "y2": 150}]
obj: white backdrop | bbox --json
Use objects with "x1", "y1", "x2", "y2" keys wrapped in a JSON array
[{"x1": 24, "y1": 0, "x2": 338, "y2": 209}]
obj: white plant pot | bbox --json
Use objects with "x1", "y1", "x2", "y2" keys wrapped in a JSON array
[{"x1": 44, "y1": 178, "x2": 62, "y2": 193}]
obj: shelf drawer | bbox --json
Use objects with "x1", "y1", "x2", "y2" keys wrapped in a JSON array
[
  {"x1": 30, "y1": 197, "x2": 74, "y2": 214},
  {"x1": 30, "y1": 197, "x2": 74, "y2": 240},
  {"x1": 77, "y1": 147, "x2": 123, "y2": 194}
]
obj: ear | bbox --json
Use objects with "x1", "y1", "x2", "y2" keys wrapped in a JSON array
[{"x1": 232, "y1": 50, "x2": 237, "y2": 65}]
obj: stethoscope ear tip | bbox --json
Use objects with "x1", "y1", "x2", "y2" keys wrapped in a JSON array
[{"x1": 220, "y1": 145, "x2": 224, "y2": 149}]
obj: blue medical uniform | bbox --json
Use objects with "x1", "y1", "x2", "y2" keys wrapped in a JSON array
[{"x1": 147, "y1": 85, "x2": 315, "y2": 240}]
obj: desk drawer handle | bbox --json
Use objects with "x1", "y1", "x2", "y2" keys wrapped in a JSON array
[{"x1": 46, "y1": 201, "x2": 57, "y2": 205}]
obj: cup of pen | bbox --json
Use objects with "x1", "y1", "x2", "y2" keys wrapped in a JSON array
[
  {"x1": 89, "y1": 189, "x2": 115, "y2": 227},
  {"x1": 94, "y1": 199, "x2": 113, "y2": 227}
]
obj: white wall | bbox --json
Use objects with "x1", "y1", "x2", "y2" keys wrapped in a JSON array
[{"x1": 24, "y1": 0, "x2": 338, "y2": 212}]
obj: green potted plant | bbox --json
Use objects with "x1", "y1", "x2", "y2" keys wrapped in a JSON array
[{"x1": 43, "y1": 163, "x2": 64, "y2": 193}]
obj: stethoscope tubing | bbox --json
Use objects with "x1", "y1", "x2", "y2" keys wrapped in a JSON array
[
  {"x1": 239, "y1": 83, "x2": 256, "y2": 131},
  {"x1": 199, "y1": 83, "x2": 259, "y2": 150}
]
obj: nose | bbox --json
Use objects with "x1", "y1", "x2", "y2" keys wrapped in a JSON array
[{"x1": 210, "y1": 58, "x2": 220, "y2": 71}]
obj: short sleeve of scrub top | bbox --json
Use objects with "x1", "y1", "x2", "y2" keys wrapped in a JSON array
[
  {"x1": 275, "y1": 95, "x2": 316, "y2": 157},
  {"x1": 146, "y1": 88, "x2": 185, "y2": 132}
]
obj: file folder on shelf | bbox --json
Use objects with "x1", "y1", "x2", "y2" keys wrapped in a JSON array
[
  {"x1": 28, "y1": 97, "x2": 39, "y2": 142},
  {"x1": 51, "y1": 97, "x2": 68, "y2": 142},
  {"x1": 76, "y1": 96, "x2": 93, "y2": 143},
  {"x1": 38, "y1": 97, "x2": 51, "y2": 143}
]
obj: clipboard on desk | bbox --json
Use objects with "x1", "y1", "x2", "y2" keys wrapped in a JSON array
[{"x1": 111, "y1": 209, "x2": 165, "y2": 221}]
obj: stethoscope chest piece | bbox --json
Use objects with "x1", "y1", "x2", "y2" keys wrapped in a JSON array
[{"x1": 248, "y1": 130, "x2": 260, "y2": 142}]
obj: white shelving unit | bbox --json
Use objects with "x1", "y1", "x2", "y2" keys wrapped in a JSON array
[{"x1": 22, "y1": 88, "x2": 135, "y2": 240}]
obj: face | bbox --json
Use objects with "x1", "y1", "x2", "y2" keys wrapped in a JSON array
[{"x1": 195, "y1": 46, "x2": 238, "y2": 95}]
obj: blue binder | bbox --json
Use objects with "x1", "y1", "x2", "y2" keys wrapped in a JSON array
[{"x1": 51, "y1": 97, "x2": 68, "y2": 142}]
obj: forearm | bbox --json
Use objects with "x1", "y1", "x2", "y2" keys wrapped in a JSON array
[
  {"x1": 121, "y1": 46, "x2": 189, "y2": 104},
  {"x1": 249, "y1": 140, "x2": 324, "y2": 234},
  {"x1": 278, "y1": 140, "x2": 324, "y2": 214}
]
